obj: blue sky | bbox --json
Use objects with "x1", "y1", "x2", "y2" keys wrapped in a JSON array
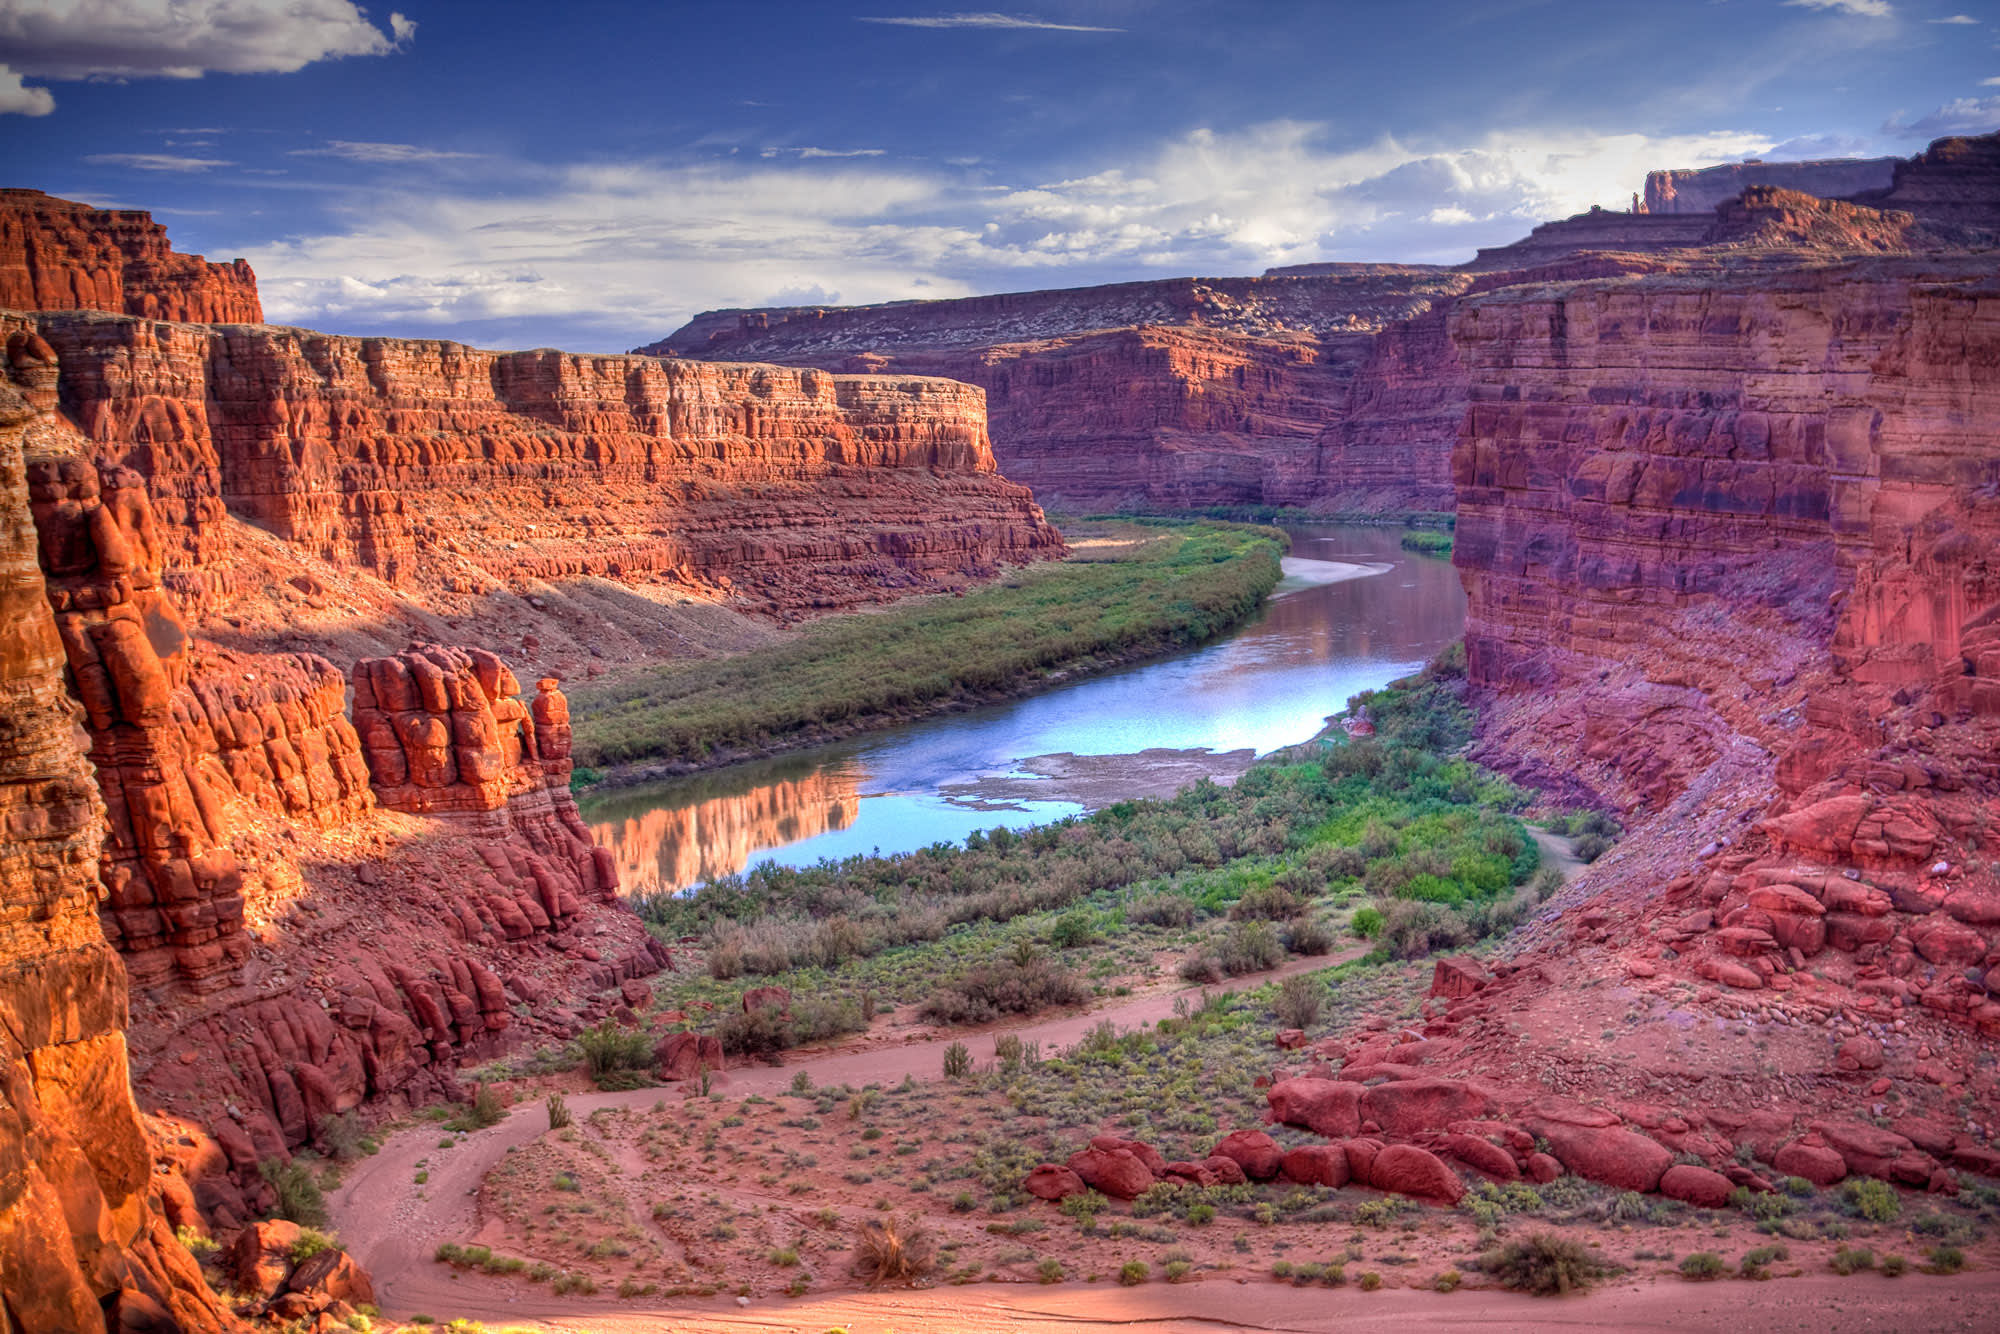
[{"x1": 3, "y1": 0, "x2": 1994, "y2": 351}]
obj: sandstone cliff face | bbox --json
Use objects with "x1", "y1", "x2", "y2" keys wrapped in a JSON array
[
  {"x1": 1449, "y1": 252, "x2": 2000, "y2": 1037},
  {"x1": 1643, "y1": 157, "x2": 1899, "y2": 215},
  {"x1": 0, "y1": 337, "x2": 232, "y2": 1333},
  {"x1": 647, "y1": 267, "x2": 1472, "y2": 513},
  {"x1": 23, "y1": 310, "x2": 1062, "y2": 654},
  {"x1": 0, "y1": 189, "x2": 261, "y2": 325}
]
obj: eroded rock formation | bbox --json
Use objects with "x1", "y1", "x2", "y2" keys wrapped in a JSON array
[
  {"x1": 0, "y1": 327, "x2": 232, "y2": 1333},
  {"x1": 644, "y1": 268, "x2": 1473, "y2": 513},
  {"x1": 0, "y1": 189, "x2": 261, "y2": 325},
  {"x1": 1643, "y1": 156, "x2": 1898, "y2": 215},
  {"x1": 18, "y1": 309, "x2": 1062, "y2": 668}
]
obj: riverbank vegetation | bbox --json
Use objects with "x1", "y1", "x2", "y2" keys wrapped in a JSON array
[
  {"x1": 627, "y1": 644, "x2": 1554, "y2": 1039},
  {"x1": 569, "y1": 520, "x2": 1286, "y2": 772},
  {"x1": 1399, "y1": 530, "x2": 1453, "y2": 557}
]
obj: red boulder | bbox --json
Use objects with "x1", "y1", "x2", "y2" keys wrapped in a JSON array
[
  {"x1": 1369, "y1": 1144, "x2": 1465, "y2": 1204},
  {"x1": 1212, "y1": 1129, "x2": 1284, "y2": 1181},
  {"x1": 1267, "y1": 1078, "x2": 1363, "y2": 1138},
  {"x1": 1280, "y1": 1144, "x2": 1350, "y2": 1189},
  {"x1": 1658, "y1": 1164, "x2": 1735, "y2": 1209},
  {"x1": 1359, "y1": 1078, "x2": 1492, "y2": 1137},
  {"x1": 1066, "y1": 1147, "x2": 1154, "y2": 1200},
  {"x1": 1024, "y1": 1165, "x2": 1088, "y2": 1201}
]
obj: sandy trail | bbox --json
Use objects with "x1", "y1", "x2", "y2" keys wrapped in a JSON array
[
  {"x1": 331, "y1": 837, "x2": 1598, "y2": 1326},
  {"x1": 333, "y1": 947, "x2": 1356, "y2": 1319}
]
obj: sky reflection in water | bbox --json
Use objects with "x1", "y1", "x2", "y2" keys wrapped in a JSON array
[{"x1": 583, "y1": 525, "x2": 1466, "y2": 893}]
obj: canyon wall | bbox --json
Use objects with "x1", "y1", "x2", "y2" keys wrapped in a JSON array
[
  {"x1": 0, "y1": 190, "x2": 261, "y2": 325},
  {"x1": 644, "y1": 268, "x2": 1473, "y2": 513},
  {"x1": 648, "y1": 135, "x2": 1998, "y2": 518},
  {"x1": 1643, "y1": 157, "x2": 1898, "y2": 215},
  {"x1": 0, "y1": 337, "x2": 232, "y2": 1333},
  {"x1": 1449, "y1": 247, "x2": 2000, "y2": 1035},
  {"x1": 20, "y1": 310, "x2": 1063, "y2": 666}
]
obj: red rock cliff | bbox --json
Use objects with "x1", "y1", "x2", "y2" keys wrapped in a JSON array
[
  {"x1": 644, "y1": 268, "x2": 1471, "y2": 513},
  {"x1": 0, "y1": 336, "x2": 233, "y2": 1332},
  {"x1": 1643, "y1": 156, "x2": 1899, "y2": 215},
  {"x1": 23, "y1": 310, "x2": 1062, "y2": 645},
  {"x1": 1449, "y1": 248, "x2": 2000, "y2": 1037},
  {"x1": 0, "y1": 189, "x2": 261, "y2": 325}
]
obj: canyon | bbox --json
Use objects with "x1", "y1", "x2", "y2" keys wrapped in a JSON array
[
  {"x1": 645, "y1": 135, "x2": 2000, "y2": 519},
  {"x1": 0, "y1": 127, "x2": 1998, "y2": 1330},
  {"x1": 0, "y1": 196, "x2": 1063, "y2": 1330}
]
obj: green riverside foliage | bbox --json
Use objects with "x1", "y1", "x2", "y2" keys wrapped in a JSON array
[
  {"x1": 632, "y1": 646, "x2": 1540, "y2": 1050},
  {"x1": 570, "y1": 522, "x2": 1286, "y2": 767},
  {"x1": 1398, "y1": 530, "x2": 1453, "y2": 557}
]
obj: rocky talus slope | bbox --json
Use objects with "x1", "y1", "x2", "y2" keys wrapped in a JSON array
[{"x1": 651, "y1": 133, "x2": 2000, "y2": 516}]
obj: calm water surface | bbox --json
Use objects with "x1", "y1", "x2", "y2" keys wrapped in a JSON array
[{"x1": 581, "y1": 526, "x2": 1465, "y2": 893}]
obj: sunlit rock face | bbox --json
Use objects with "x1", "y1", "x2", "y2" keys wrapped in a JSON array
[
  {"x1": 590, "y1": 767, "x2": 861, "y2": 893},
  {"x1": 0, "y1": 333, "x2": 237, "y2": 1334},
  {"x1": 0, "y1": 188, "x2": 262, "y2": 324}
]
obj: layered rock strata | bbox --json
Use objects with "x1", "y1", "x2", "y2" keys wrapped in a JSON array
[
  {"x1": 18, "y1": 309, "x2": 1062, "y2": 656},
  {"x1": 1644, "y1": 157, "x2": 1899, "y2": 215},
  {"x1": 0, "y1": 329, "x2": 232, "y2": 1333},
  {"x1": 651, "y1": 134, "x2": 1999, "y2": 517},
  {"x1": 0, "y1": 189, "x2": 261, "y2": 325},
  {"x1": 644, "y1": 268, "x2": 1473, "y2": 513}
]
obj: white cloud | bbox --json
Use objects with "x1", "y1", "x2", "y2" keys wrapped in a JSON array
[
  {"x1": 84, "y1": 152, "x2": 233, "y2": 171},
  {"x1": 1985, "y1": 76, "x2": 2000, "y2": 85},
  {"x1": 1929, "y1": 13, "x2": 1980, "y2": 22},
  {"x1": 1883, "y1": 95, "x2": 2000, "y2": 136},
  {"x1": 247, "y1": 121, "x2": 1776, "y2": 350},
  {"x1": 760, "y1": 146, "x2": 887, "y2": 159},
  {"x1": 858, "y1": 12, "x2": 1122, "y2": 31},
  {"x1": 0, "y1": 0, "x2": 412, "y2": 81},
  {"x1": 0, "y1": 62, "x2": 53, "y2": 115},
  {"x1": 291, "y1": 141, "x2": 483, "y2": 163},
  {"x1": 1783, "y1": 0, "x2": 1894, "y2": 15}
]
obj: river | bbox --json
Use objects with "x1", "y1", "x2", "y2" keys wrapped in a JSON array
[{"x1": 580, "y1": 525, "x2": 1466, "y2": 894}]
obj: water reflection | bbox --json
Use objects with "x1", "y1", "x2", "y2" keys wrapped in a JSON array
[{"x1": 583, "y1": 525, "x2": 1465, "y2": 891}]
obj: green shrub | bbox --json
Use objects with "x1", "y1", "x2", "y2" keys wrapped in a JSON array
[
  {"x1": 259, "y1": 1159, "x2": 328, "y2": 1229},
  {"x1": 1357, "y1": 1271, "x2": 1382, "y2": 1291},
  {"x1": 1483, "y1": 1234, "x2": 1603, "y2": 1295},
  {"x1": 1829, "y1": 1246, "x2": 1874, "y2": 1276},
  {"x1": 576, "y1": 1022, "x2": 655, "y2": 1089},
  {"x1": 1164, "y1": 1259, "x2": 1192, "y2": 1282},
  {"x1": 1218, "y1": 920, "x2": 1283, "y2": 975},
  {"x1": 1434, "y1": 1269, "x2": 1461, "y2": 1292},
  {"x1": 1118, "y1": 1261, "x2": 1149, "y2": 1286},
  {"x1": 1037, "y1": 1258, "x2": 1064, "y2": 1283},
  {"x1": 1050, "y1": 912, "x2": 1098, "y2": 949},
  {"x1": 1838, "y1": 1179, "x2": 1900, "y2": 1223},
  {"x1": 1740, "y1": 1244, "x2": 1787, "y2": 1280},
  {"x1": 545, "y1": 1092, "x2": 571, "y2": 1130},
  {"x1": 289, "y1": 1229, "x2": 338, "y2": 1264},
  {"x1": 1678, "y1": 1252, "x2": 1725, "y2": 1281},
  {"x1": 919, "y1": 956, "x2": 1090, "y2": 1025},
  {"x1": 1925, "y1": 1245, "x2": 1965, "y2": 1274},
  {"x1": 1273, "y1": 973, "x2": 1323, "y2": 1029},
  {"x1": 943, "y1": 1041, "x2": 972, "y2": 1079},
  {"x1": 1350, "y1": 906, "x2": 1385, "y2": 938},
  {"x1": 1881, "y1": 1253, "x2": 1908, "y2": 1277}
]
